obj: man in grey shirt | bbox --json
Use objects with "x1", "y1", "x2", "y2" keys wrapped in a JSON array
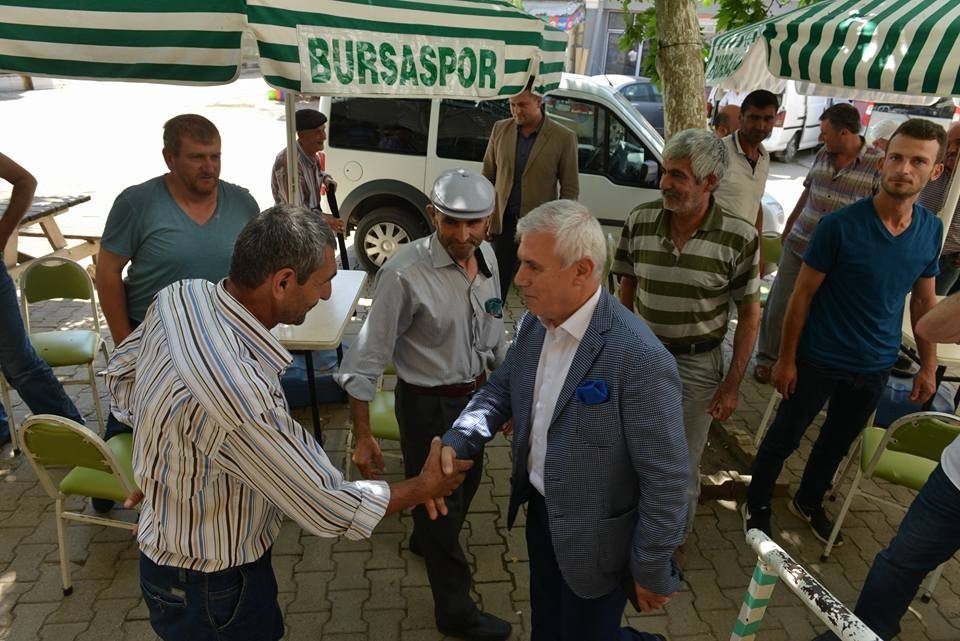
[{"x1": 336, "y1": 169, "x2": 509, "y2": 641}]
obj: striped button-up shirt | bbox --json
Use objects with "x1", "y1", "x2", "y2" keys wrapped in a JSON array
[
  {"x1": 611, "y1": 199, "x2": 760, "y2": 345},
  {"x1": 105, "y1": 279, "x2": 389, "y2": 572},
  {"x1": 271, "y1": 143, "x2": 326, "y2": 210},
  {"x1": 919, "y1": 170, "x2": 960, "y2": 254},
  {"x1": 784, "y1": 142, "x2": 882, "y2": 257}
]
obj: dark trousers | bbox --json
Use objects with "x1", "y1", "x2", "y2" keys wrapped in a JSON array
[
  {"x1": 525, "y1": 493, "x2": 663, "y2": 641},
  {"x1": 747, "y1": 360, "x2": 888, "y2": 511},
  {"x1": 813, "y1": 465, "x2": 960, "y2": 641},
  {"x1": 103, "y1": 317, "x2": 141, "y2": 440},
  {"x1": 492, "y1": 212, "x2": 519, "y2": 302},
  {"x1": 395, "y1": 382, "x2": 484, "y2": 628},
  {"x1": 140, "y1": 548, "x2": 284, "y2": 641}
]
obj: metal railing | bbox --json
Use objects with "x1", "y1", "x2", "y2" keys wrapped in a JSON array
[{"x1": 732, "y1": 530, "x2": 882, "y2": 641}]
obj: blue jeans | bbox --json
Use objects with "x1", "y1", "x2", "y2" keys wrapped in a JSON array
[
  {"x1": 747, "y1": 360, "x2": 887, "y2": 511},
  {"x1": 140, "y1": 548, "x2": 284, "y2": 641},
  {"x1": 0, "y1": 262, "x2": 83, "y2": 439},
  {"x1": 813, "y1": 465, "x2": 960, "y2": 641}
]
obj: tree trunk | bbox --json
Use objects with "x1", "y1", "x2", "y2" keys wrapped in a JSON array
[{"x1": 654, "y1": 0, "x2": 706, "y2": 139}]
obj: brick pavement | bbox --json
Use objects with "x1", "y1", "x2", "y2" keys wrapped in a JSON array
[{"x1": 1, "y1": 272, "x2": 959, "y2": 640}]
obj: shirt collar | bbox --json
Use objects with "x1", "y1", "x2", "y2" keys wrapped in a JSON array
[
  {"x1": 429, "y1": 233, "x2": 493, "y2": 278},
  {"x1": 731, "y1": 131, "x2": 766, "y2": 158},
  {"x1": 213, "y1": 280, "x2": 292, "y2": 374},
  {"x1": 544, "y1": 285, "x2": 601, "y2": 341},
  {"x1": 516, "y1": 113, "x2": 546, "y2": 139},
  {"x1": 296, "y1": 142, "x2": 320, "y2": 167},
  {"x1": 656, "y1": 197, "x2": 725, "y2": 238}
]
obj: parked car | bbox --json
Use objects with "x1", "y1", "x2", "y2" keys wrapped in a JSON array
[
  {"x1": 863, "y1": 97, "x2": 960, "y2": 142},
  {"x1": 320, "y1": 74, "x2": 784, "y2": 271},
  {"x1": 590, "y1": 74, "x2": 664, "y2": 135},
  {"x1": 709, "y1": 82, "x2": 832, "y2": 162}
]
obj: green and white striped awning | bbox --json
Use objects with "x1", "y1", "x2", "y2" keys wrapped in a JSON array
[
  {"x1": 0, "y1": 0, "x2": 566, "y2": 97},
  {"x1": 707, "y1": 0, "x2": 960, "y2": 102}
]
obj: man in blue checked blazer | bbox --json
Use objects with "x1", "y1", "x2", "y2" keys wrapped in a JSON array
[{"x1": 441, "y1": 200, "x2": 688, "y2": 640}]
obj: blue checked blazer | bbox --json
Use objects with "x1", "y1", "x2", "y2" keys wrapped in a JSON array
[{"x1": 444, "y1": 290, "x2": 689, "y2": 599}]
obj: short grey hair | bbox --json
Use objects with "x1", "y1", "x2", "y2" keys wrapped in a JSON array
[
  {"x1": 515, "y1": 199, "x2": 606, "y2": 281},
  {"x1": 663, "y1": 128, "x2": 728, "y2": 183},
  {"x1": 230, "y1": 205, "x2": 336, "y2": 289}
]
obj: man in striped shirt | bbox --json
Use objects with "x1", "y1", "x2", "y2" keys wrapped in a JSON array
[
  {"x1": 270, "y1": 108, "x2": 345, "y2": 234},
  {"x1": 612, "y1": 129, "x2": 761, "y2": 538},
  {"x1": 754, "y1": 103, "x2": 882, "y2": 383},
  {"x1": 105, "y1": 206, "x2": 470, "y2": 641},
  {"x1": 918, "y1": 123, "x2": 960, "y2": 295}
]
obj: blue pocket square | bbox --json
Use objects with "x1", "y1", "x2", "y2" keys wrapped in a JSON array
[{"x1": 576, "y1": 379, "x2": 609, "y2": 405}]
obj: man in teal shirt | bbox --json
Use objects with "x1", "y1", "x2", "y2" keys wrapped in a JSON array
[{"x1": 94, "y1": 113, "x2": 259, "y2": 511}]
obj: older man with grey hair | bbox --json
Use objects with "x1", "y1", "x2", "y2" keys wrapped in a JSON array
[
  {"x1": 442, "y1": 199, "x2": 688, "y2": 640},
  {"x1": 612, "y1": 128, "x2": 761, "y2": 539},
  {"x1": 105, "y1": 205, "x2": 472, "y2": 641}
]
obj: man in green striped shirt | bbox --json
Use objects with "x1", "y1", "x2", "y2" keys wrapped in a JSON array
[{"x1": 612, "y1": 128, "x2": 760, "y2": 539}]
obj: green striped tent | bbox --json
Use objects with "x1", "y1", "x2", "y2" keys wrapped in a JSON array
[
  {"x1": 0, "y1": 0, "x2": 567, "y2": 97},
  {"x1": 706, "y1": 0, "x2": 960, "y2": 103}
]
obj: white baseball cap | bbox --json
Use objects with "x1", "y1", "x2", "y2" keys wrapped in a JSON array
[{"x1": 429, "y1": 168, "x2": 495, "y2": 220}]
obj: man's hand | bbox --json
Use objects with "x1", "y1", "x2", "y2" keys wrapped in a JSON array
[
  {"x1": 123, "y1": 489, "x2": 144, "y2": 536},
  {"x1": 772, "y1": 359, "x2": 798, "y2": 399},
  {"x1": 420, "y1": 438, "x2": 473, "y2": 520},
  {"x1": 633, "y1": 582, "x2": 674, "y2": 613},
  {"x1": 707, "y1": 380, "x2": 739, "y2": 421},
  {"x1": 501, "y1": 418, "x2": 514, "y2": 438},
  {"x1": 352, "y1": 434, "x2": 385, "y2": 480},
  {"x1": 321, "y1": 213, "x2": 345, "y2": 234},
  {"x1": 322, "y1": 175, "x2": 338, "y2": 192},
  {"x1": 910, "y1": 367, "x2": 937, "y2": 404}
]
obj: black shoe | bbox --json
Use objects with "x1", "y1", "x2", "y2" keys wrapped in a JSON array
[
  {"x1": 92, "y1": 498, "x2": 115, "y2": 514},
  {"x1": 438, "y1": 611, "x2": 511, "y2": 641},
  {"x1": 408, "y1": 533, "x2": 423, "y2": 558},
  {"x1": 741, "y1": 503, "x2": 772, "y2": 537},
  {"x1": 788, "y1": 498, "x2": 843, "y2": 547}
]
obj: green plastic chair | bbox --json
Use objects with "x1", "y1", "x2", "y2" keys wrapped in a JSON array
[
  {"x1": 345, "y1": 363, "x2": 402, "y2": 480},
  {"x1": 821, "y1": 411, "x2": 960, "y2": 600},
  {"x1": 601, "y1": 232, "x2": 618, "y2": 295},
  {"x1": 18, "y1": 414, "x2": 137, "y2": 596},
  {"x1": 18, "y1": 258, "x2": 109, "y2": 436},
  {"x1": 759, "y1": 232, "x2": 783, "y2": 307}
]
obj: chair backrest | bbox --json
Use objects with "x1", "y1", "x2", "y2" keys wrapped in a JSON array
[
  {"x1": 886, "y1": 412, "x2": 960, "y2": 462},
  {"x1": 18, "y1": 258, "x2": 100, "y2": 335},
  {"x1": 18, "y1": 414, "x2": 133, "y2": 498},
  {"x1": 761, "y1": 232, "x2": 783, "y2": 268}
]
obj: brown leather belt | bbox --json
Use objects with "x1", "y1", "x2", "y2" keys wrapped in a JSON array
[{"x1": 399, "y1": 372, "x2": 487, "y2": 397}]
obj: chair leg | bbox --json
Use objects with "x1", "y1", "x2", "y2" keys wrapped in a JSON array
[
  {"x1": 55, "y1": 497, "x2": 73, "y2": 596},
  {"x1": 920, "y1": 563, "x2": 945, "y2": 603},
  {"x1": 0, "y1": 377, "x2": 19, "y2": 454},
  {"x1": 88, "y1": 363, "x2": 105, "y2": 434},
  {"x1": 98, "y1": 341, "x2": 110, "y2": 367},
  {"x1": 821, "y1": 468, "x2": 862, "y2": 561},
  {"x1": 755, "y1": 391, "x2": 781, "y2": 447},
  {"x1": 344, "y1": 429, "x2": 354, "y2": 482}
]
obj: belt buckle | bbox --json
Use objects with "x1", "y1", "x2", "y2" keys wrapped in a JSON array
[{"x1": 687, "y1": 343, "x2": 697, "y2": 356}]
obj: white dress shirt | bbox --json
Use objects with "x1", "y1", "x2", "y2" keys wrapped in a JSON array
[{"x1": 527, "y1": 286, "x2": 602, "y2": 495}]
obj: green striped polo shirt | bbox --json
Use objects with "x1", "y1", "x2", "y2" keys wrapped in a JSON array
[{"x1": 611, "y1": 199, "x2": 760, "y2": 345}]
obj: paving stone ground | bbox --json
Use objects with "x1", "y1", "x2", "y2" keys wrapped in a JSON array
[{"x1": 1, "y1": 268, "x2": 959, "y2": 641}]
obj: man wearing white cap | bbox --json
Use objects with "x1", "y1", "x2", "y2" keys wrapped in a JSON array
[{"x1": 336, "y1": 169, "x2": 510, "y2": 641}]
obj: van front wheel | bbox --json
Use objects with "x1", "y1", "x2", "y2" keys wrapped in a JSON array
[
  {"x1": 356, "y1": 207, "x2": 430, "y2": 272},
  {"x1": 775, "y1": 132, "x2": 801, "y2": 163}
]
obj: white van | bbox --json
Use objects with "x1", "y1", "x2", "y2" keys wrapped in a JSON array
[
  {"x1": 322, "y1": 74, "x2": 783, "y2": 271},
  {"x1": 711, "y1": 82, "x2": 831, "y2": 162}
]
